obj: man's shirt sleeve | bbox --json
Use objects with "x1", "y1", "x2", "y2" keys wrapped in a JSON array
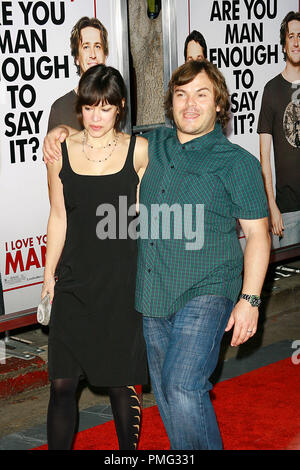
[
  {"x1": 257, "y1": 84, "x2": 273, "y2": 135},
  {"x1": 226, "y1": 154, "x2": 269, "y2": 220}
]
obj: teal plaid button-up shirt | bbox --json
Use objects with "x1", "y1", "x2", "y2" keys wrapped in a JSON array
[{"x1": 135, "y1": 123, "x2": 268, "y2": 318}]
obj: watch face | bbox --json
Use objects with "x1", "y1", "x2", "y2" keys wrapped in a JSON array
[
  {"x1": 240, "y1": 294, "x2": 261, "y2": 306},
  {"x1": 251, "y1": 296, "x2": 261, "y2": 307}
]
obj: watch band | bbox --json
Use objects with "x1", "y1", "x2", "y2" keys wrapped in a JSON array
[{"x1": 240, "y1": 293, "x2": 261, "y2": 307}]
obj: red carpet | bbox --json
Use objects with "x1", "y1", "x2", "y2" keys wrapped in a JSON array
[{"x1": 34, "y1": 357, "x2": 300, "y2": 450}]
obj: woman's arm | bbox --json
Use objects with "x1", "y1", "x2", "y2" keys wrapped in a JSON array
[
  {"x1": 134, "y1": 136, "x2": 149, "y2": 178},
  {"x1": 41, "y1": 155, "x2": 67, "y2": 302},
  {"x1": 133, "y1": 136, "x2": 149, "y2": 210}
]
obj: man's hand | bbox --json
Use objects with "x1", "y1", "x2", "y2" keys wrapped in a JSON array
[
  {"x1": 269, "y1": 201, "x2": 284, "y2": 237},
  {"x1": 43, "y1": 126, "x2": 69, "y2": 164},
  {"x1": 227, "y1": 217, "x2": 270, "y2": 347},
  {"x1": 225, "y1": 299, "x2": 259, "y2": 347}
]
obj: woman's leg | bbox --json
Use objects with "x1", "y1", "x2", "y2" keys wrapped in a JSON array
[
  {"x1": 108, "y1": 385, "x2": 141, "y2": 450},
  {"x1": 47, "y1": 377, "x2": 79, "y2": 450}
]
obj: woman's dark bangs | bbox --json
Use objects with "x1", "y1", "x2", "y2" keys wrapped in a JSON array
[{"x1": 82, "y1": 79, "x2": 121, "y2": 108}]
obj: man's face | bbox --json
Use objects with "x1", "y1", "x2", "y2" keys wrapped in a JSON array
[
  {"x1": 172, "y1": 71, "x2": 220, "y2": 143},
  {"x1": 186, "y1": 40, "x2": 205, "y2": 62},
  {"x1": 76, "y1": 26, "x2": 106, "y2": 75},
  {"x1": 285, "y1": 20, "x2": 300, "y2": 66}
]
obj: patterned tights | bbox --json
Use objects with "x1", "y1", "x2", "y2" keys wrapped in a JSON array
[{"x1": 47, "y1": 378, "x2": 141, "y2": 450}]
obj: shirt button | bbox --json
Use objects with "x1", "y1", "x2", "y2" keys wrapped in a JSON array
[
  {"x1": 170, "y1": 164, "x2": 174, "y2": 169},
  {"x1": 148, "y1": 268, "x2": 151, "y2": 273},
  {"x1": 162, "y1": 189, "x2": 165, "y2": 194},
  {"x1": 150, "y1": 242, "x2": 154, "y2": 246}
]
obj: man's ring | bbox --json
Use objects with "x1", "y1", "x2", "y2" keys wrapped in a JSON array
[{"x1": 247, "y1": 330, "x2": 253, "y2": 333}]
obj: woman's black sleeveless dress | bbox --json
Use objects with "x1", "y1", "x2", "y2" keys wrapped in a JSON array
[{"x1": 48, "y1": 136, "x2": 148, "y2": 387}]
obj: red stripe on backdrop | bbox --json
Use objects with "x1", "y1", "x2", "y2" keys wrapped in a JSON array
[{"x1": 3, "y1": 281, "x2": 43, "y2": 293}]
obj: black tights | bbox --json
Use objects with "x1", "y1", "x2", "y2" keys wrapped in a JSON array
[{"x1": 47, "y1": 378, "x2": 141, "y2": 450}]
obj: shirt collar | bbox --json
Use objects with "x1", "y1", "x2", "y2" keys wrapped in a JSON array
[{"x1": 174, "y1": 122, "x2": 223, "y2": 151}]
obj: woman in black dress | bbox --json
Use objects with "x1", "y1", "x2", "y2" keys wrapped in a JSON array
[{"x1": 42, "y1": 64, "x2": 148, "y2": 450}]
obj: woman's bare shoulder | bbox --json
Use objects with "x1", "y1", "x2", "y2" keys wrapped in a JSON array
[
  {"x1": 135, "y1": 135, "x2": 148, "y2": 148},
  {"x1": 133, "y1": 135, "x2": 148, "y2": 172},
  {"x1": 68, "y1": 131, "x2": 84, "y2": 146}
]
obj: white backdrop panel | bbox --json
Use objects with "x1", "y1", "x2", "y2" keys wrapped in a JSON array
[{"x1": 0, "y1": 0, "x2": 129, "y2": 314}]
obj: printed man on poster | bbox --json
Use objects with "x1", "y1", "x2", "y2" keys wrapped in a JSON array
[
  {"x1": 47, "y1": 16, "x2": 108, "y2": 131},
  {"x1": 184, "y1": 30, "x2": 208, "y2": 62},
  {"x1": 258, "y1": 11, "x2": 300, "y2": 248}
]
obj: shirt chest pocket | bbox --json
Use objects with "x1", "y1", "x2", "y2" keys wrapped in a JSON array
[{"x1": 178, "y1": 171, "x2": 217, "y2": 205}]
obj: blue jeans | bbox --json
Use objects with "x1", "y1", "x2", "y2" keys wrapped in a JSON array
[{"x1": 143, "y1": 295, "x2": 234, "y2": 450}]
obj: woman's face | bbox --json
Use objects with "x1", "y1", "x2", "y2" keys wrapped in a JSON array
[{"x1": 82, "y1": 101, "x2": 119, "y2": 137}]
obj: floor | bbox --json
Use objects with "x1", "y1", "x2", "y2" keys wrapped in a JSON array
[{"x1": 0, "y1": 261, "x2": 300, "y2": 450}]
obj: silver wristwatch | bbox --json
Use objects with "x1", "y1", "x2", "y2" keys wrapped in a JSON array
[{"x1": 240, "y1": 293, "x2": 261, "y2": 307}]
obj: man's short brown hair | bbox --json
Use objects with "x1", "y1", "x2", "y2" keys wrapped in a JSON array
[
  {"x1": 165, "y1": 60, "x2": 230, "y2": 129},
  {"x1": 280, "y1": 11, "x2": 300, "y2": 61},
  {"x1": 70, "y1": 17, "x2": 109, "y2": 75}
]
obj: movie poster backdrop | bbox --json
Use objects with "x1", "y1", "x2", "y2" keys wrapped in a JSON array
[
  {"x1": 0, "y1": 0, "x2": 130, "y2": 315},
  {"x1": 173, "y1": 0, "x2": 300, "y2": 251}
]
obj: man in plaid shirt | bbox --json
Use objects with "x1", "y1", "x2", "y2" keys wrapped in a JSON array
[{"x1": 136, "y1": 60, "x2": 270, "y2": 450}]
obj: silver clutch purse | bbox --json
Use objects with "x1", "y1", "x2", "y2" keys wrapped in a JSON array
[{"x1": 37, "y1": 294, "x2": 52, "y2": 326}]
